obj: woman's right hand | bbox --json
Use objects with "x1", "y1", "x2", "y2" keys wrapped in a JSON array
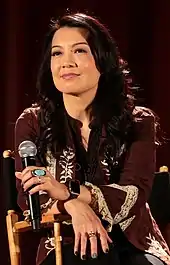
[
  {"x1": 15, "y1": 166, "x2": 69, "y2": 201},
  {"x1": 64, "y1": 199, "x2": 112, "y2": 260}
]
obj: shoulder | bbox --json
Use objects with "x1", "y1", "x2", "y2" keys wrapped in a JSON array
[
  {"x1": 15, "y1": 105, "x2": 40, "y2": 126},
  {"x1": 132, "y1": 106, "x2": 156, "y2": 140},
  {"x1": 15, "y1": 105, "x2": 40, "y2": 136},
  {"x1": 133, "y1": 106, "x2": 155, "y2": 120},
  {"x1": 16, "y1": 105, "x2": 39, "y2": 121}
]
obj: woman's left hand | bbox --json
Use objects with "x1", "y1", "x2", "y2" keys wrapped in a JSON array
[
  {"x1": 64, "y1": 199, "x2": 112, "y2": 259},
  {"x1": 15, "y1": 166, "x2": 69, "y2": 200}
]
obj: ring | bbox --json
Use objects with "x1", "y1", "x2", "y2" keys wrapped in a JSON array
[
  {"x1": 31, "y1": 169, "x2": 46, "y2": 177},
  {"x1": 88, "y1": 231, "x2": 96, "y2": 238},
  {"x1": 37, "y1": 176, "x2": 42, "y2": 184}
]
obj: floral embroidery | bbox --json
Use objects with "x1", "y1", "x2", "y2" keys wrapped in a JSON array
[
  {"x1": 85, "y1": 182, "x2": 113, "y2": 232},
  {"x1": 59, "y1": 147, "x2": 75, "y2": 183},
  {"x1": 108, "y1": 184, "x2": 138, "y2": 224},
  {"x1": 146, "y1": 234, "x2": 170, "y2": 264},
  {"x1": 119, "y1": 215, "x2": 135, "y2": 231},
  {"x1": 44, "y1": 237, "x2": 55, "y2": 255},
  {"x1": 42, "y1": 147, "x2": 75, "y2": 254},
  {"x1": 46, "y1": 151, "x2": 56, "y2": 178}
]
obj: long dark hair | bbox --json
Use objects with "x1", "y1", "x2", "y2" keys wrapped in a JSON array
[{"x1": 35, "y1": 13, "x2": 135, "y2": 165}]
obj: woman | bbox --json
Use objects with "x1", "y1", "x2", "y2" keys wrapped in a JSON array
[{"x1": 15, "y1": 12, "x2": 170, "y2": 265}]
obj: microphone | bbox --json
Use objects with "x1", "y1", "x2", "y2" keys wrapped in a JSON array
[{"x1": 18, "y1": 140, "x2": 41, "y2": 232}]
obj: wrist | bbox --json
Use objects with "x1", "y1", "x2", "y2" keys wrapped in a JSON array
[
  {"x1": 64, "y1": 199, "x2": 77, "y2": 214},
  {"x1": 79, "y1": 185, "x2": 91, "y2": 204},
  {"x1": 63, "y1": 179, "x2": 80, "y2": 201},
  {"x1": 60, "y1": 183, "x2": 70, "y2": 200}
]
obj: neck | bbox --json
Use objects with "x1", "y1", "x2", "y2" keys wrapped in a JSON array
[{"x1": 63, "y1": 88, "x2": 97, "y2": 125}]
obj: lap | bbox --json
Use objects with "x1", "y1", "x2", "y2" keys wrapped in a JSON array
[
  {"x1": 41, "y1": 244, "x2": 165, "y2": 265},
  {"x1": 41, "y1": 243, "x2": 120, "y2": 265}
]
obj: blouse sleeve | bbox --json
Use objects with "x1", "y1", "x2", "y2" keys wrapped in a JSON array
[
  {"x1": 14, "y1": 107, "x2": 40, "y2": 211},
  {"x1": 85, "y1": 112, "x2": 156, "y2": 232}
]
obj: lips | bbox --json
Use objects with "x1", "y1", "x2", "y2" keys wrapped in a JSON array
[{"x1": 61, "y1": 73, "x2": 80, "y2": 80}]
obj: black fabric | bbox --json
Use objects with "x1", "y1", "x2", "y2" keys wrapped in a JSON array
[
  {"x1": 2, "y1": 156, "x2": 21, "y2": 213},
  {"x1": 41, "y1": 244, "x2": 165, "y2": 265},
  {"x1": 149, "y1": 172, "x2": 170, "y2": 226},
  {"x1": 68, "y1": 115, "x2": 102, "y2": 184}
]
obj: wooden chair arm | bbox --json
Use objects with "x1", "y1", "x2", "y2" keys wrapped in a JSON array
[{"x1": 13, "y1": 213, "x2": 71, "y2": 232}]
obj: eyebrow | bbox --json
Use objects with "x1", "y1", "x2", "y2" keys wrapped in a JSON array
[{"x1": 51, "y1": 41, "x2": 88, "y2": 49}]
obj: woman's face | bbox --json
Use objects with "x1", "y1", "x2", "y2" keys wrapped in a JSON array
[{"x1": 50, "y1": 27, "x2": 100, "y2": 95}]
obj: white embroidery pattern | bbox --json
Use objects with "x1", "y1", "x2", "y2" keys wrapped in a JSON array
[
  {"x1": 46, "y1": 151, "x2": 56, "y2": 178},
  {"x1": 108, "y1": 184, "x2": 138, "y2": 224},
  {"x1": 44, "y1": 237, "x2": 55, "y2": 255},
  {"x1": 43, "y1": 148, "x2": 75, "y2": 254},
  {"x1": 119, "y1": 215, "x2": 135, "y2": 231},
  {"x1": 85, "y1": 182, "x2": 114, "y2": 232},
  {"x1": 59, "y1": 147, "x2": 75, "y2": 183},
  {"x1": 146, "y1": 234, "x2": 170, "y2": 263},
  {"x1": 101, "y1": 159, "x2": 111, "y2": 177}
]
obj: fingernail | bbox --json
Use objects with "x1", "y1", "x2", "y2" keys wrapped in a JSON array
[
  {"x1": 81, "y1": 255, "x2": 86, "y2": 260},
  {"x1": 91, "y1": 253, "x2": 98, "y2": 259},
  {"x1": 105, "y1": 248, "x2": 109, "y2": 253},
  {"x1": 74, "y1": 251, "x2": 78, "y2": 256}
]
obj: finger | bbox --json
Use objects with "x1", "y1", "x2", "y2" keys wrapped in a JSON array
[
  {"x1": 15, "y1": 172, "x2": 22, "y2": 179},
  {"x1": 74, "y1": 232, "x2": 80, "y2": 256},
  {"x1": 89, "y1": 233, "x2": 98, "y2": 259},
  {"x1": 28, "y1": 183, "x2": 44, "y2": 195},
  {"x1": 22, "y1": 171, "x2": 35, "y2": 185},
  {"x1": 22, "y1": 166, "x2": 46, "y2": 177},
  {"x1": 80, "y1": 233, "x2": 88, "y2": 260},
  {"x1": 101, "y1": 227, "x2": 113, "y2": 243},
  {"x1": 22, "y1": 166, "x2": 38, "y2": 176},
  {"x1": 97, "y1": 230, "x2": 109, "y2": 253},
  {"x1": 23, "y1": 176, "x2": 45, "y2": 191},
  {"x1": 106, "y1": 233, "x2": 113, "y2": 243}
]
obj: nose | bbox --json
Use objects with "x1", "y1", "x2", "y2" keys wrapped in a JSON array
[
  {"x1": 61, "y1": 52, "x2": 77, "y2": 68},
  {"x1": 62, "y1": 61, "x2": 76, "y2": 68}
]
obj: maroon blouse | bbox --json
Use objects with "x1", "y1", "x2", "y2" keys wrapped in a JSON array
[{"x1": 14, "y1": 106, "x2": 170, "y2": 265}]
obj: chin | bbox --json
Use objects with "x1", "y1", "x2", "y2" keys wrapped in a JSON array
[{"x1": 56, "y1": 86, "x2": 86, "y2": 95}]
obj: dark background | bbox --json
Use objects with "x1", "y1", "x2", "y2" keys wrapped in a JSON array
[{"x1": 1, "y1": 1, "x2": 170, "y2": 264}]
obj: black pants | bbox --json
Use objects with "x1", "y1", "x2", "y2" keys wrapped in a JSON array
[{"x1": 41, "y1": 243, "x2": 165, "y2": 265}]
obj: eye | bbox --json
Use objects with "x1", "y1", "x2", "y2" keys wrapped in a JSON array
[
  {"x1": 75, "y1": 48, "x2": 87, "y2": 54},
  {"x1": 51, "y1": 51, "x2": 62, "y2": 57}
]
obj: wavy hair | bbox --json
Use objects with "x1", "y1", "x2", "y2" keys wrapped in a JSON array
[{"x1": 35, "y1": 13, "x2": 136, "y2": 165}]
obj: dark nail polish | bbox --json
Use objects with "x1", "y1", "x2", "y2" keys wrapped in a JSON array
[
  {"x1": 74, "y1": 251, "x2": 78, "y2": 256},
  {"x1": 92, "y1": 253, "x2": 98, "y2": 259},
  {"x1": 105, "y1": 248, "x2": 109, "y2": 253},
  {"x1": 81, "y1": 255, "x2": 86, "y2": 260}
]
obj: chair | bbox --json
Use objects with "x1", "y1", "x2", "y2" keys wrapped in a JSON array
[
  {"x1": 149, "y1": 166, "x2": 170, "y2": 227},
  {"x1": 4, "y1": 148, "x2": 170, "y2": 264},
  {"x1": 148, "y1": 166, "x2": 170, "y2": 248},
  {"x1": 3, "y1": 150, "x2": 69, "y2": 265}
]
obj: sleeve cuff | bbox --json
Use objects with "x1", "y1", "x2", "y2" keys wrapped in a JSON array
[{"x1": 85, "y1": 182, "x2": 114, "y2": 232}]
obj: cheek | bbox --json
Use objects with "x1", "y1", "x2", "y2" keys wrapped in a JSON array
[
  {"x1": 83, "y1": 61, "x2": 100, "y2": 80},
  {"x1": 51, "y1": 59, "x2": 60, "y2": 77},
  {"x1": 79, "y1": 57, "x2": 98, "y2": 73}
]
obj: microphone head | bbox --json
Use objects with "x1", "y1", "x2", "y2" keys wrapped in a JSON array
[{"x1": 18, "y1": 140, "x2": 37, "y2": 158}]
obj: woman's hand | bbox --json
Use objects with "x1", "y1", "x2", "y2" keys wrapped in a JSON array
[
  {"x1": 15, "y1": 166, "x2": 69, "y2": 201},
  {"x1": 64, "y1": 199, "x2": 112, "y2": 260}
]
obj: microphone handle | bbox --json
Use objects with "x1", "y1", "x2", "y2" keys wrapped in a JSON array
[{"x1": 22, "y1": 157, "x2": 41, "y2": 232}]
